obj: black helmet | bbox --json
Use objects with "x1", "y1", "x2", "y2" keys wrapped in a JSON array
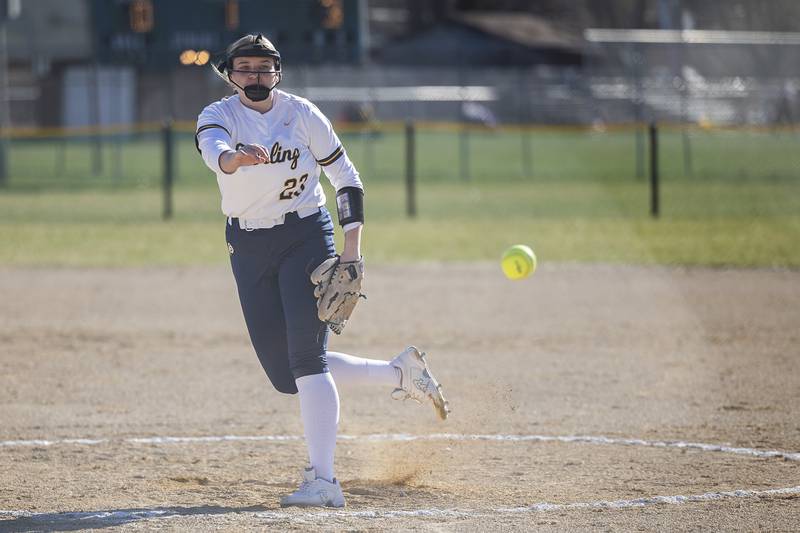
[{"x1": 213, "y1": 33, "x2": 282, "y2": 78}]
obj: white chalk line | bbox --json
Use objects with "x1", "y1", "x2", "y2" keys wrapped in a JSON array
[
  {"x1": 2, "y1": 432, "x2": 800, "y2": 462},
  {"x1": 2, "y1": 433, "x2": 799, "y2": 525},
  {"x1": 2, "y1": 485, "x2": 799, "y2": 525}
]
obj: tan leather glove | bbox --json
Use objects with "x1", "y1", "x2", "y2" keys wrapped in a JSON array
[{"x1": 310, "y1": 256, "x2": 366, "y2": 334}]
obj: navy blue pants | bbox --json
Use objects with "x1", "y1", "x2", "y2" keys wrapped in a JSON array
[{"x1": 226, "y1": 207, "x2": 336, "y2": 394}]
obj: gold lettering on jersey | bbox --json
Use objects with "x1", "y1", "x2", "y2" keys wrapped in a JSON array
[{"x1": 269, "y1": 142, "x2": 301, "y2": 170}]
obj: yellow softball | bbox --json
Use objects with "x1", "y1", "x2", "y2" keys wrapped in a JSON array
[{"x1": 501, "y1": 244, "x2": 537, "y2": 280}]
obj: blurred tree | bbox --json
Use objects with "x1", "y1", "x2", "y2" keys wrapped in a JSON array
[
  {"x1": 683, "y1": 0, "x2": 800, "y2": 31},
  {"x1": 578, "y1": 0, "x2": 650, "y2": 28},
  {"x1": 445, "y1": 0, "x2": 800, "y2": 31}
]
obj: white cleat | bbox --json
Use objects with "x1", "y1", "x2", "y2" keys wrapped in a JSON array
[
  {"x1": 279, "y1": 467, "x2": 346, "y2": 508},
  {"x1": 390, "y1": 346, "x2": 450, "y2": 420}
]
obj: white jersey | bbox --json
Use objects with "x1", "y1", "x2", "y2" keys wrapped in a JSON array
[{"x1": 195, "y1": 90, "x2": 362, "y2": 227}]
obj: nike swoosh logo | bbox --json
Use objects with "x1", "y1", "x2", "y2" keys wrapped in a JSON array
[{"x1": 283, "y1": 119, "x2": 293, "y2": 126}]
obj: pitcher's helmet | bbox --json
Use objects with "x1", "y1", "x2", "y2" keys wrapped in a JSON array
[{"x1": 212, "y1": 33, "x2": 282, "y2": 79}]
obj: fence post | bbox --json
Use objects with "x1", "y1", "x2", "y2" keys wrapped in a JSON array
[
  {"x1": 649, "y1": 122, "x2": 659, "y2": 218},
  {"x1": 89, "y1": 62, "x2": 103, "y2": 176},
  {"x1": 0, "y1": 133, "x2": 6, "y2": 187},
  {"x1": 635, "y1": 125, "x2": 645, "y2": 180},
  {"x1": 162, "y1": 121, "x2": 174, "y2": 220},
  {"x1": 519, "y1": 69, "x2": 533, "y2": 178},
  {"x1": 405, "y1": 120, "x2": 416, "y2": 218}
]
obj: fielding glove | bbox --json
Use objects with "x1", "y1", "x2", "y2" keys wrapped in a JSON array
[{"x1": 310, "y1": 256, "x2": 366, "y2": 334}]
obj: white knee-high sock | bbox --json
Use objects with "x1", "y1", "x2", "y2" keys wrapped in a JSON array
[
  {"x1": 295, "y1": 372, "x2": 339, "y2": 482},
  {"x1": 326, "y1": 351, "x2": 401, "y2": 388}
]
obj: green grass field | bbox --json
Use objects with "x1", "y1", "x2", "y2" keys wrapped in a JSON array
[
  {"x1": 5, "y1": 125, "x2": 799, "y2": 186},
  {"x1": 0, "y1": 126, "x2": 798, "y2": 267}
]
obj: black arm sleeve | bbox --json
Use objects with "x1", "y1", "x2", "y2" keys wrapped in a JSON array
[{"x1": 336, "y1": 187, "x2": 365, "y2": 227}]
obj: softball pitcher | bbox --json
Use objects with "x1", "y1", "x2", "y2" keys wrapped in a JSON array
[{"x1": 195, "y1": 34, "x2": 449, "y2": 508}]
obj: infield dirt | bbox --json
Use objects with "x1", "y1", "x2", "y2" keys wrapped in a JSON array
[{"x1": 1, "y1": 264, "x2": 799, "y2": 531}]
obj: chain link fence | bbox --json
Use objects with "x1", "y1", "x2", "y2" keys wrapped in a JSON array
[{"x1": 1, "y1": 48, "x2": 798, "y2": 191}]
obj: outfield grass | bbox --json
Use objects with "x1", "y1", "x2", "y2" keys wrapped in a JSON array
[
  {"x1": 1, "y1": 125, "x2": 797, "y2": 267},
  {"x1": 1, "y1": 181, "x2": 798, "y2": 267}
]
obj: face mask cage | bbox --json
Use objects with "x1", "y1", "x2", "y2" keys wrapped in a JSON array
[
  {"x1": 227, "y1": 65, "x2": 281, "y2": 102},
  {"x1": 211, "y1": 37, "x2": 283, "y2": 101}
]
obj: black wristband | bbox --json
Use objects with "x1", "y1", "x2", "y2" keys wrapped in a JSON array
[{"x1": 336, "y1": 187, "x2": 364, "y2": 227}]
